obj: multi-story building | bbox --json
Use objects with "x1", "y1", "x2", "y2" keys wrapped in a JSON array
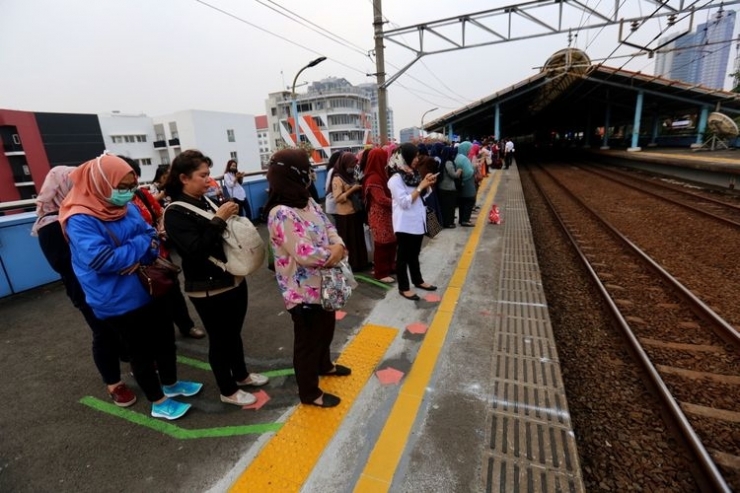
[
  {"x1": 255, "y1": 115, "x2": 271, "y2": 169},
  {"x1": 0, "y1": 109, "x2": 105, "y2": 202},
  {"x1": 151, "y1": 110, "x2": 260, "y2": 176},
  {"x1": 655, "y1": 9, "x2": 736, "y2": 89},
  {"x1": 98, "y1": 111, "x2": 157, "y2": 180},
  {"x1": 357, "y1": 83, "x2": 395, "y2": 144},
  {"x1": 265, "y1": 77, "x2": 375, "y2": 163},
  {"x1": 399, "y1": 126, "x2": 422, "y2": 143}
]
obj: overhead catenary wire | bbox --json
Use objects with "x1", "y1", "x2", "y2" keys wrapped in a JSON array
[{"x1": 194, "y1": 0, "x2": 368, "y2": 75}]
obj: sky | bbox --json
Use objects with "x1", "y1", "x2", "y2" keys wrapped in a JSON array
[{"x1": 1, "y1": 0, "x2": 738, "y2": 140}]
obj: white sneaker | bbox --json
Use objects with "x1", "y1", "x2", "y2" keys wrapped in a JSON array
[
  {"x1": 220, "y1": 390, "x2": 257, "y2": 406},
  {"x1": 238, "y1": 373, "x2": 270, "y2": 387}
]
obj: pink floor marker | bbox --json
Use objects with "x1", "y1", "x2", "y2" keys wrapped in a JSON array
[
  {"x1": 405, "y1": 322, "x2": 429, "y2": 335},
  {"x1": 480, "y1": 309, "x2": 492, "y2": 316},
  {"x1": 424, "y1": 293, "x2": 442, "y2": 303},
  {"x1": 242, "y1": 390, "x2": 270, "y2": 410},
  {"x1": 375, "y1": 367, "x2": 405, "y2": 385},
  {"x1": 335, "y1": 310, "x2": 347, "y2": 321}
]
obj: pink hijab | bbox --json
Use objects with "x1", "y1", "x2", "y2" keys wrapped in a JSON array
[
  {"x1": 31, "y1": 166, "x2": 75, "y2": 236},
  {"x1": 59, "y1": 153, "x2": 136, "y2": 228}
]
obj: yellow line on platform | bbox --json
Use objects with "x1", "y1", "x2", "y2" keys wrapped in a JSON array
[
  {"x1": 229, "y1": 324, "x2": 397, "y2": 493},
  {"x1": 354, "y1": 172, "x2": 503, "y2": 493}
]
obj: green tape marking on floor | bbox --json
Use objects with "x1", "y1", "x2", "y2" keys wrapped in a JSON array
[
  {"x1": 177, "y1": 356, "x2": 295, "y2": 378},
  {"x1": 354, "y1": 273, "x2": 393, "y2": 290},
  {"x1": 177, "y1": 355, "x2": 211, "y2": 371},
  {"x1": 80, "y1": 396, "x2": 283, "y2": 439}
]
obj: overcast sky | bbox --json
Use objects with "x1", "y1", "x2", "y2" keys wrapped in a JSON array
[{"x1": 1, "y1": 0, "x2": 737, "y2": 139}]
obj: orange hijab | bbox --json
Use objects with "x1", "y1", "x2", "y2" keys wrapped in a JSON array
[{"x1": 59, "y1": 153, "x2": 136, "y2": 227}]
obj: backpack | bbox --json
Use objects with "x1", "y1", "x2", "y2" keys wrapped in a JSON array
[{"x1": 166, "y1": 198, "x2": 265, "y2": 276}]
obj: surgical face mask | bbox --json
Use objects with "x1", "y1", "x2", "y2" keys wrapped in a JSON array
[
  {"x1": 229, "y1": 167, "x2": 237, "y2": 172},
  {"x1": 109, "y1": 189, "x2": 135, "y2": 206}
]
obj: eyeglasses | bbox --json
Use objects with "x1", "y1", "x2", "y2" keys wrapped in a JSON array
[{"x1": 116, "y1": 182, "x2": 138, "y2": 192}]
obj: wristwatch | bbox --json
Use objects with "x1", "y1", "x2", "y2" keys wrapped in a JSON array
[{"x1": 416, "y1": 187, "x2": 423, "y2": 194}]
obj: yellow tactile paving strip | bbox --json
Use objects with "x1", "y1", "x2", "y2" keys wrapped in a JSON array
[
  {"x1": 354, "y1": 172, "x2": 503, "y2": 493},
  {"x1": 229, "y1": 324, "x2": 397, "y2": 492},
  {"x1": 607, "y1": 149, "x2": 740, "y2": 165}
]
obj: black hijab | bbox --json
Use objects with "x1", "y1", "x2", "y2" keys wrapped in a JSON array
[
  {"x1": 264, "y1": 149, "x2": 312, "y2": 214},
  {"x1": 332, "y1": 152, "x2": 357, "y2": 185}
]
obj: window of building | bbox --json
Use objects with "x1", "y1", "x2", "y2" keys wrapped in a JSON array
[
  {"x1": 271, "y1": 107, "x2": 277, "y2": 116},
  {"x1": 161, "y1": 156, "x2": 170, "y2": 165},
  {"x1": 136, "y1": 135, "x2": 147, "y2": 143},
  {"x1": 112, "y1": 136, "x2": 123, "y2": 143},
  {"x1": 137, "y1": 158, "x2": 152, "y2": 166},
  {"x1": 227, "y1": 129, "x2": 235, "y2": 142},
  {"x1": 124, "y1": 136, "x2": 136, "y2": 143},
  {"x1": 230, "y1": 151, "x2": 238, "y2": 160},
  {"x1": 156, "y1": 134, "x2": 165, "y2": 141}
]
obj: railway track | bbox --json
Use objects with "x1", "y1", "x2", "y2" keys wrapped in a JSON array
[{"x1": 527, "y1": 163, "x2": 740, "y2": 492}]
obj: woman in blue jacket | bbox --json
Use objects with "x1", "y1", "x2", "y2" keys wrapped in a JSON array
[{"x1": 59, "y1": 153, "x2": 201, "y2": 421}]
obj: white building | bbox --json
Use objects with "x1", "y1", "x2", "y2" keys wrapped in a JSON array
[
  {"x1": 255, "y1": 115, "x2": 271, "y2": 169},
  {"x1": 151, "y1": 110, "x2": 260, "y2": 175},
  {"x1": 265, "y1": 77, "x2": 375, "y2": 163},
  {"x1": 399, "y1": 127, "x2": 422, "y2": 143},
  {"x1": 97, "y1": 112, "x2": 158, "y2": 181},
  {"x1": 357, "y1": 83, "x2": 395, "y2": 144}
]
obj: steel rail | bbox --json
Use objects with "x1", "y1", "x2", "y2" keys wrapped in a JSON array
[
  {"x1": 580, "y1": 165, "x2": 740, "y2": 228},
  {"x1": 526, "y1": 163, "x2": 733, "y2": 492}
]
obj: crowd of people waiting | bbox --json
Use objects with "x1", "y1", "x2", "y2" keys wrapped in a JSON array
[{"x1": 31, "y1": 136, "x2": 511, "y2": 419}]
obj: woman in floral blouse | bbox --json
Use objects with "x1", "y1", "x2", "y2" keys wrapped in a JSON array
[{"x1": 265, "y1": 149, "x2": 350, "y2": 408}]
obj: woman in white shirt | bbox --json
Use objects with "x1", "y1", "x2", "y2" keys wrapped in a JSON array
[
  {"x1": 223, "y1": 159, "x2": 252, "y2": 218},
  {"x1": 323, "y1": 151, "x2": 342, "y2": 220},
  {"x1": 387, "y1": 143, "x2": 438, "y2": 301}
]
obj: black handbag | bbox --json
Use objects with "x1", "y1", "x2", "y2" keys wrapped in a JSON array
[{"x1": 422, "y1": 196, "x2": 442, "y2": 238}]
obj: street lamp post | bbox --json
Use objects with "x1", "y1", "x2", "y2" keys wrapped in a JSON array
[
  {"x1": 291, "y1": 56, "x2": 327, "y2": 147},
  {"x1": 420, "y1": 107, "x2": 438, "y2": 138}
]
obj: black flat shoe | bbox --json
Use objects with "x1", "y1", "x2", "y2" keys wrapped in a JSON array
[
  {"x1": 321, "y1": 364, "x2": 352, "y2": 376},
  {"x1": 444, "y1": 224, "x2": 457, "y2": 229},
  {"x1": 306, "y1": 392, "x2": 341, "y2": 408},
  {"x1": 460, "y1": 222, "x2": 475, "y2": 227},
  {"x1": 400, "y1": 291, "x2": 420, "y2": 301},
  {"x1": 414, "y1": 284, "x2": 437, "y2": 291}
]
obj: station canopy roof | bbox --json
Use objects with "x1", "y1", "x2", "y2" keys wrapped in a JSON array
[{"x1": 423, "y1": 48, "x2": 740, "y2": 139}]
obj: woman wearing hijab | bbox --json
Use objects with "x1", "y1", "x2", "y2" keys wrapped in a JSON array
[
  {"x1": 387, "y1": 143, "x2": 439, "y2": 301},
  {"x1": 163, "y1": 150, "x2": 269, "y2": 408},
  {"x1": 266, "y1": 149, "x2": 349, "y2": 408},
  {"x1": 455, "y1": 141, "x2": 478, "y2": 227},
  {"x1": 33, "y1": 166, "x2": 134, "y2": 407},
  {"x1": 223, "y1": 159, "x2": 252, "y2": 219},
  {"x1": 362, "y1": 148, "x2": 396, "y2": 284},
  {"x1": 331, "y1": 152, "x2": 368, "y2": 271},
  {"x1": 323, "y1": 151, "x2": 342, "y2": 221},
  {"x1": 60, "y1": 153, "x2": 201, "y2": 420},
  {"x1": 437, "y1": 146, "x2": 460, "y2": 228}
]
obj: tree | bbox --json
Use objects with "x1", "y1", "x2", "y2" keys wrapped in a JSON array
[{"x1": 730, "y1": 69, "x2": 740, "y2": 93}]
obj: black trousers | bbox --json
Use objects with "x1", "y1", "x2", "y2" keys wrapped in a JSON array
[
  {"x1": 457, "y1": 196, "x2": 476, "y2": 224},
  {"x1": 438, "y1": 189, "x2": 458, "y2": 227},
  {"x1": 38, "y1": 221, "x2": 122, "y2": 385},
  {"x1": 395, "y1": 232, "x2": 425, "y2": 292},
  {"x1": 289, "y1": 304, "x2": 336, "y2": 403},
  {"x1": 504, "y1": 153, "x2": 514, "y2": 168},
  {"x1": 164, "y1": 278, "x2": 195, "y2": 335},
  {"x1": 190, "y1": 281, "x2": 249, "y2": 396},
  {"x1": 234, "y1": 198, "x2": 252, "y2": 220},
  {"x1": 107, "y1": 300, "x2": 177, "y2": 402}
]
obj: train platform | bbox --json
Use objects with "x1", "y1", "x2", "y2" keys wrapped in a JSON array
[
  {"x1": 0, "y1": 167, "x2": 584, "y2": 493},
  {"x1": 595, "y1": 147, "x2": 740, "y2": 172}
]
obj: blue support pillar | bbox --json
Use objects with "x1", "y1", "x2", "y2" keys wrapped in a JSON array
[
  {"x1": 447, "y1": 123, "x2": 453, "y2": 141},
  {"x1": 601, "y1": 104, "x2": 611, "y2": 149},
  {"x1": 494, "y1": 104, "x2": 501, "y2": 141},
  {"x1": 628, "y1": 90, "x2": 644, "y2": 152},
  {"x1": 694, "y1": 106, "x2": 709, "y2": 147}
]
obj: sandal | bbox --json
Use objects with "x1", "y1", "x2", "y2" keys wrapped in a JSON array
[
  {"x1": 414, "y1": 283, "x2": 437, "y2": 291},
  {"x1": 185, "y1": 327, "x2": 206, "y2": 339},
  {"x1": 321, "y1": 364, "x2": 352, "y2": 376},
  {"x1": 306, "y1": 392, "x2": 341, "y2": 408},
  {"x1": 400, "y1": 291, "x2": 420, "y2": 301}
]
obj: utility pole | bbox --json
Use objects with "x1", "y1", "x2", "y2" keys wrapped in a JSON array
[{"x1": 373, "y1": 0, "x2": 388, "y2": 145}]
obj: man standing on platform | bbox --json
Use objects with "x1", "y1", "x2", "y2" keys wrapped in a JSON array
[{"x1": 504, "y1": 138, "x2": 515, "y2": 169}]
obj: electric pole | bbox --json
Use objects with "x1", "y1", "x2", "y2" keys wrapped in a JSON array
[{"x1": 373, "y1": 0, "x2": 388, "y2": 145}]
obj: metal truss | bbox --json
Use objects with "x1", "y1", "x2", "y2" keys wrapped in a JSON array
[{"x1": 381, "y1": 0, "x2": 740, "y2": 88}]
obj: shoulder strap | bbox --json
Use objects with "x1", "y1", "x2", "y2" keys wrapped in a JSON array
[{"x1": 165, "y1": 200, "x2": 229, "y2": 273}]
